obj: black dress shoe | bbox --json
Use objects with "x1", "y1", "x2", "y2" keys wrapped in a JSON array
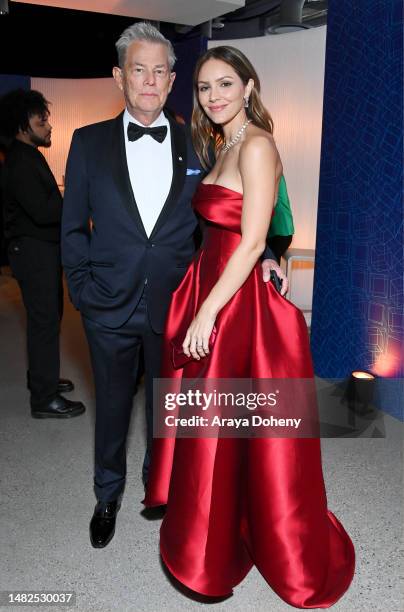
[
  {"x1": 27, "y1": 372, "x2": 75, "y2": 394},
  {"x1": 90, "y1": 500, "x2": 120, "y2": 548},
  {"x1": 31, "y1": 395, "x2": 85, "y2": 419}
]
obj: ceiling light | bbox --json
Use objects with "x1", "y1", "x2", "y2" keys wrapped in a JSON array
[
  {"x1": 266, "y1": 23, "x2": 310, "y2": 34},
  {"x1": 212, "y1": 18, "x2": 225, "y2": 30}
]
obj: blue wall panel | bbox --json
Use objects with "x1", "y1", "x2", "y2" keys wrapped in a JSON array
[{"x1": 311, "y1": 1, "x2": 403, "y2": 418}]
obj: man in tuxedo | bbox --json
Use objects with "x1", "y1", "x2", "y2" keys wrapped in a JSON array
[
  {"x1": 61, "y1": 22, "x2": 286, "y2": 548},
  {"x1": 0, "y1": 89, "x2": 85, "y2": 418}
]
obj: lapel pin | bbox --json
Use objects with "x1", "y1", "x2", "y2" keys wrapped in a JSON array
[{"x1": 178, "y1": 156, "x2": 183, "y2": 161}]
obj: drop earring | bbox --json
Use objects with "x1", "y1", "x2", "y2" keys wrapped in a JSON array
[{"x1": 244, "y1": 96, "x2": 249, "y2": 108}]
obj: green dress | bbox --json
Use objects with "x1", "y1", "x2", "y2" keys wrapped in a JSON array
[{"x1": 269, "y1": 174, "x2": 294, "y2": 237}]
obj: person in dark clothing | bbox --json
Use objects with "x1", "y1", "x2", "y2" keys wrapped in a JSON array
[
  {"x1": 0, "y1": 89, "x2": 85, "y2": 418},
  {"x1": 0, "y1": 145, "x2": 8, "y2": 269}
]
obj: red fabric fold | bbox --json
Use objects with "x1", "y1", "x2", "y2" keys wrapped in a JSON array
[{"x1": 143, "y1": 183, "x2": 355, "y2": 607}]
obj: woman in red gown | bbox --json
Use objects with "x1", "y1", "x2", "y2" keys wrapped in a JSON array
[{"x1": 143, "y1": 46, "x2": 355, "y2": 608}]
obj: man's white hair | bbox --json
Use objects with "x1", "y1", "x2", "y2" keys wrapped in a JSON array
[{"x1": 115, "y1": 21, "x2": 176, "y2": 70}]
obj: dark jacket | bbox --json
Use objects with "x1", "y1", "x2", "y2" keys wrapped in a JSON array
[
  {"x1": 61, "y1": 111, "x2": 202, "y2": 333},
  {"x1": 2, "y1": 140, "x2": 62, "y2": 243}
]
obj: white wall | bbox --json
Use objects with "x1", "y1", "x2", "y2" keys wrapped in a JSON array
[
  {"x1": 209, "y1": 27, "x2": 327, "y2": 250},
  {"x1": 31, "y1": 77, "x2": 124, "y2": 185}
]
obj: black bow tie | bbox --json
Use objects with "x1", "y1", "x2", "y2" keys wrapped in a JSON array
[{"x1": 127, "y1": 122, "x2": 168, "y2": 143}]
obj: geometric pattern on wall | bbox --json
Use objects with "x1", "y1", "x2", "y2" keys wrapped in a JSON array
[{"x1": 311, "y1": 0, "x2": 403, "y2": 417}]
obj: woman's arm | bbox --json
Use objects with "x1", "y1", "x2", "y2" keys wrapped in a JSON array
[{"x1": 183, "y1": 135, "x2": 279, "y2": 359}]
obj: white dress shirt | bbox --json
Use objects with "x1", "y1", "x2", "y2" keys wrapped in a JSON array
[{"x1": 123, "y1": 109, "x2": 172, "y2": 237}]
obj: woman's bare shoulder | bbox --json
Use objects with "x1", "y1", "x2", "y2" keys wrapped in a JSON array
[
  {"x1": 240, "y1": 125, "x2": 280, "y2": 167},
  {"x1": 242, "y1": 125, "x2": 278, "y2": 154}
]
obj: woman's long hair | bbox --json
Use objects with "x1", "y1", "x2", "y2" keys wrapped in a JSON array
[{"x1": 191, "y1": 46, "x2": 274, "y2": 169}]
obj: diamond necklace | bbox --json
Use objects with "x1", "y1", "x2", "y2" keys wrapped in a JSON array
[{"x1": 221, "y1": 119, "x2": 252, "y2": 153}]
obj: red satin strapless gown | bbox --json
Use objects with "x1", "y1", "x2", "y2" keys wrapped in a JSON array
[{"x1": 143, "y1": 183, "x2": 355, "y2": 608}]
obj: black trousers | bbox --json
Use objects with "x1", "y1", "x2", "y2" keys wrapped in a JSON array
[
  {"x1": 8, "y1": 236, "x2": 63, "y2": 406},
  {"x1": 82, "y1": 292, "x2": 163, "y2": 502}
]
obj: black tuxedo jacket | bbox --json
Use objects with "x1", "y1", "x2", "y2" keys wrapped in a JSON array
[{"x1": 61, "y1": 111, "x2": 202, "y2": 333}]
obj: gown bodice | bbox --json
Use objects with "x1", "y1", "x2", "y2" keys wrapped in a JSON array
[{"x1": 193, "y1": 182, "x2": 245, "y2": 233}]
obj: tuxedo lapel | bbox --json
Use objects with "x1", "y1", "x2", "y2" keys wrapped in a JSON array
[
  {"x1": 110, "y1": 112, "x2": 148, "y2": 238},
  {"x1": 149, "y1": 114, "x2": 187, "y2": 240}
]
